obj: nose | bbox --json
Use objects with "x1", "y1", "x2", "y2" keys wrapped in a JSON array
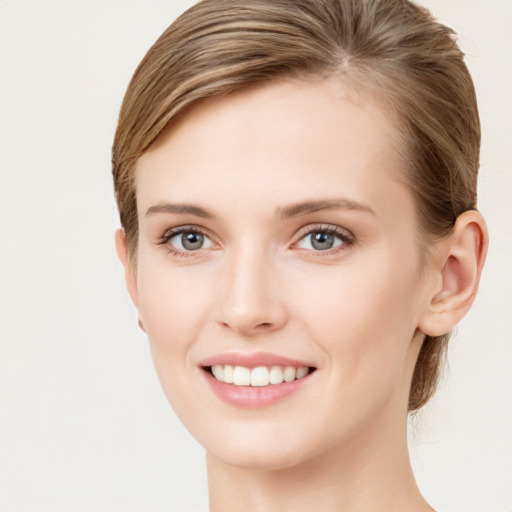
[{"x1": 215, "y1": 245, "x2": 288, "y2": 337}]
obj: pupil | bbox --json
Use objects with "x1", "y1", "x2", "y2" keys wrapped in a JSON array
[
  {"x1": 311, "y1": 232, "x2": 334, "y2": 250},
  {"x1": 182, "y1": 232, "x2": 203, "y2": 250}
]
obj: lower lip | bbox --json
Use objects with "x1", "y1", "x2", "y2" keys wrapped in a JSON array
[{"x1": 201, "y1": 368, "x2": 315, "y2": 407}]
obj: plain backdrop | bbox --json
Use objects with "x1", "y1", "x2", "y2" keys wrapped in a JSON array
[{"x1": 0, "y1": 1, "x2": 510, "y2": 511}]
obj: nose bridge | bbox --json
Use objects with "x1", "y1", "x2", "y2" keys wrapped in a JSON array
[{"x1": 216, "y1": 239, "x2": 286, "y2": 335}]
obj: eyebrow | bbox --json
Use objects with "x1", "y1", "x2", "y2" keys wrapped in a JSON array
[
  {"x1": 277, "y1": 198, "x2": 376, "y2": 219},
  {"x1": 145, "y1": 203, "x2": 215, "y2": 218},
  {"x1": 144, "y1": 198, "x2": 376, "y2": 220}
]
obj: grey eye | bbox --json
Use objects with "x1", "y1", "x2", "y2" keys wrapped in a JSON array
[
  {"x1": 297, "y1": 231, "x2": 343, "y2": 251},
  {"x1": 170, "y1": 231, "x2": 212, "y2": 251},
  {"x1": 312, "y1": 232, "x2": 336, "y2": 250}
]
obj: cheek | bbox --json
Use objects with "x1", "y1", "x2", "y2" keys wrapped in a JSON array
[
  {"x1": 136, "y1": 261, "x2": 215, "y2": 380},
  {"x1": 292, "y1": 253, "x2": 422, "y2": 386},
  {"x1": 135, "y1": 267, "x2": 215, "y2": 430},
  {"x1": 283, "y1": 257, "x2": 423, "y2": 447},
  {"x1": 137, "y1": 240, "x2": 215, "y2": 323}
]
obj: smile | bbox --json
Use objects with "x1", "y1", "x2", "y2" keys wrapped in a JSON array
[
  {"x1": 199, "y1": 352, "x2": 317, "y2": 407},
  {"x1": 209, "y1": 364, "x2": 312, "y2": 387}
]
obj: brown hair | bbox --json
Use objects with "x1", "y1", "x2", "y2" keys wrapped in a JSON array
[{"x1": 112, "y1": 0, "x2": 480, "y2": 412}]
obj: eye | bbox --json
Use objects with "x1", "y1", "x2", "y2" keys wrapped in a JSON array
[
  {"x1": 294, "y1": 226, "x2": 353, "y2": 252},
  {"x1": 159, "y1": 227, "x2": 214, "y2": 254}
]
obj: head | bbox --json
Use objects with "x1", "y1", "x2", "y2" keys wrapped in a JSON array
[{"x1": 112, "y1": 0, "x2": 487, "y2": 467}]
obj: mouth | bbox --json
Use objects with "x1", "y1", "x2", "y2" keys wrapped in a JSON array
[
  {"x1": 203, "y1": 364, "x2": 316, "y2": 387},
  {"x1": 199, "y1": 352, "x2": 318, "y2": 406}
]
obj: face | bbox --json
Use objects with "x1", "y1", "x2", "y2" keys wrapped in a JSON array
[{"x1": 126, "y1": 77, "x2": 433, "y2": 470}]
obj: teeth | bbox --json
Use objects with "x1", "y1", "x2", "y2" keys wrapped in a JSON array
[
  {"x1": 251, "y1": 366, "x2": 269, "y2": 387},
  {"x1": 269, "y1": 365, "x2": 283, "y2": 384},
  {"x1": 211, "y1": 365, "x2": 223, "y2": 381},
  {"x1": 210, "y1": 365, "x2": 311, "y2": 386},
  {"x1": 233, "y1": 366, "x2": 251, "y2": 386},
  {"x1": 296, "y1": 366, "x2": 308, "y2": 379},
  {"x1": 283, "y1": 366, "x2": 296, "y2": 382},
  {"x1": 223, "y1": 364, "x2": 234, "y2": 384}
]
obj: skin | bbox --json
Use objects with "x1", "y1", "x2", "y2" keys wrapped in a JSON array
[{"x1": 116, "y1": 76, "x2": 487, "y2": 511}]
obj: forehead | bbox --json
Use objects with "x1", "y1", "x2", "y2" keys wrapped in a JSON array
[{"x1": 135, "y1": 76, "x2": 408, "y2": 219}]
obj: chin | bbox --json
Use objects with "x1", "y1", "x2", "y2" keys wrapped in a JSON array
[
  {"x1": 187, "y1": 418, "x2": 316, "y2": 471},
  {"x1": 209, "y1": 441, "x2": 311, "y2": 471}
]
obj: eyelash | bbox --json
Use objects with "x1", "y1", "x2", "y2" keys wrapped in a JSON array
[
  {"x1": 156, "y1": 224, "x2": 355, "y2": 258},
  {"x1": 292, "y1": 224, "x2": 355, "y2": 255},
  {"x1": 156, "y1": 225, "x2": 213, "y2": 258}
]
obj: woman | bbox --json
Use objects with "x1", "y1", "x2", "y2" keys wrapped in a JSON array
[{"x1": 112, "y1": 1, "x2": 488, "y2": 510}]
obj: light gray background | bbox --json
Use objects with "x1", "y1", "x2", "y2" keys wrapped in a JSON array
[{"x1": 0, "y1": 1, "x2": 510, "y2": 511}]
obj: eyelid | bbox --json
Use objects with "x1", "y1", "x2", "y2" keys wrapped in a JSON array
[
  {"x1": 157, "y1": 224, "x2": 209, "y2": 241},
  {"x1": 291, "y1": 223, "x2": 355, "y2": 251},
  {"x1": 155, "y1": 223, "x2": 355, "y2": 256},
  {"x1": 156, "y1": 224, "x2": 219, "y2": 256}
]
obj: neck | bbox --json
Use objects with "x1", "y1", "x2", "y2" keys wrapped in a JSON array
[{"x1": 207, "y1": 402, "x2": 434, "y2": 512}]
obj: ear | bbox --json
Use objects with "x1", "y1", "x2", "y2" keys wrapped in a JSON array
[
  {"x1": 418, "y1": 210, "x2": 488, "y2": 337},
  {"x1": 115, "y1": 228, "x2": 139, "y2": 310}
]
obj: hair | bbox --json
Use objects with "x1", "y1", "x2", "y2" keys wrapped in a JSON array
[{"x1": 112, "y1": 0, "x2": 480, "y2": 412}]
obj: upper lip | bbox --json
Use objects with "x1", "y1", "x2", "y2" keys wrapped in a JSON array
[{"x1": 199, "y1": 351, "x2": 316, "y2": 369}]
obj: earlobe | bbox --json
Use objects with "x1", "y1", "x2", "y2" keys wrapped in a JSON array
[
  {"x1": 419, "y1": 210, "x2": 488, "y2": 337},
  {"x1": 115, "y1": 228, "x2": 140, "y2": 309}
]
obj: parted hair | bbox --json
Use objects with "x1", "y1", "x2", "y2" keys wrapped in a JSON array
[{"x1": 112, "y1": 0, "x2": 481, "y2": 412}]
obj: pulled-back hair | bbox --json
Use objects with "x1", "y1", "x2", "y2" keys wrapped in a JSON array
[{"x1": 112, "y1": 0, "x2": 480, "y2": 412}]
